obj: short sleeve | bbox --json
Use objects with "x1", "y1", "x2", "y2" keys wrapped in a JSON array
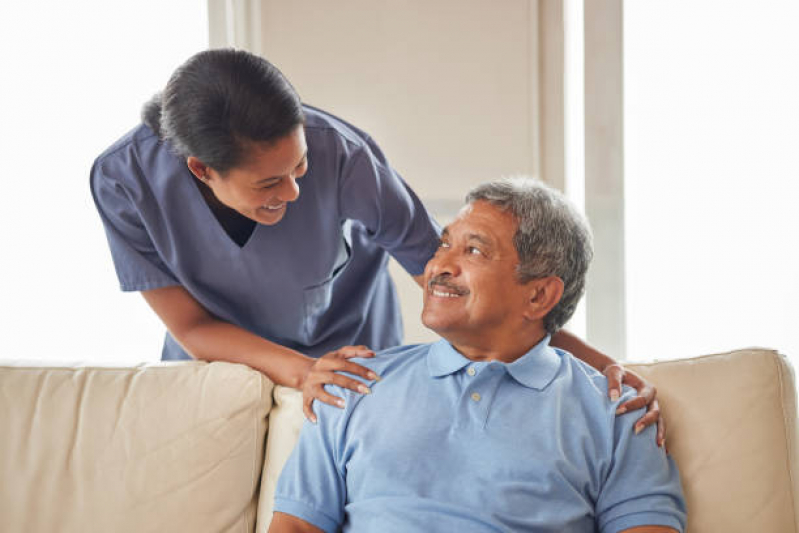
[
  {"x1": 90, "y1": 155, "x2": 179, "y2": 292},
  {"x1": 338, "y1": 137, "x2": 440, "y2": 276},
  {"x1": 273, "y1": 391, "x2": 350, "y2": 533},
  {"x1": 596, "y1": 391, "x2": 688, "y2": 533}
]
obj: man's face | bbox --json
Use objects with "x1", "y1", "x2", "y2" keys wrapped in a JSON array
[{"x1": 422, "y1": 200, "x2": 533, "y2": 344}]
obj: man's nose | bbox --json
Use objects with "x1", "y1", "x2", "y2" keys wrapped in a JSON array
[{"x1": 426, "y1": 247, "x2": 461, "y2": 279}]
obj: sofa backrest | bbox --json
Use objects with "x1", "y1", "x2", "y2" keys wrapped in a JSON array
[
  {"x1": 257, "y1": 348, "x2": 799, "y2": 533},
  {"x1": 629, "y1": 348, "x2": 799, "y2": 533},
  {"x1": 0, "y1": 361, "x2": 272, "y2": 533}
]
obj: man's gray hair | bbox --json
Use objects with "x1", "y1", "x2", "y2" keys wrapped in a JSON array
[{"x1": 466, "y1": 177, "x2": 594, "y2": 334}]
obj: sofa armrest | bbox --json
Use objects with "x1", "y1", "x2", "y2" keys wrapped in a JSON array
[{"x1": 629, "y1": 348, "x2": 798, "y2": 532}]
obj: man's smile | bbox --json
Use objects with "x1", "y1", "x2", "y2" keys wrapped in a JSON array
[{"x1": 428, "y1": 278, "x2": 469, "y2": 299}]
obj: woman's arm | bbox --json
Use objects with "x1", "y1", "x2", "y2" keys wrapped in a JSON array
[
  {"x1": 142, "y1": 285, "x2": 378, "y2": 422},
  {"x1": 551, "y1": 329, "x2": 615, "y2": 373}
]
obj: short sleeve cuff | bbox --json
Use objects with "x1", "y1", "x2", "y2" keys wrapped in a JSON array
[
  {"x1": 273, "y1": 497, "x2": 341, "y2": 533},
  {"x1": 391, "y1": 227, "x2": 440, "y2": 276},
  {"x1": 119, "y1": 277, "x2": 180, "y2": 292},
  {"x1": 601, "y1": 511, "x2": 684, "y2": 533}
]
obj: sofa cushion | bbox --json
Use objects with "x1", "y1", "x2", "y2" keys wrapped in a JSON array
[
  {"x1": 0, "y1": 360, "x2": 272, "y2": 533},
  {"x1": 256, "y1": 384, "x2": 306, "y2": 533}
]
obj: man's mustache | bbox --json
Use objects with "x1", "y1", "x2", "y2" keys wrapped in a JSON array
[{"x1": 427, "y1": 275, "x2": 469, "y2": 296}]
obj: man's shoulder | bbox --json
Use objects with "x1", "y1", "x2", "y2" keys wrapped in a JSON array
[
  {"x1": 316, "y1": 343, "x2": 433, "y2": 424},
  {"x1": 553, "y1": 348, "x2": 639, "y2": 415},
  {"x1": 346, "y1": 343, "x2": 433, "y2": 382}
]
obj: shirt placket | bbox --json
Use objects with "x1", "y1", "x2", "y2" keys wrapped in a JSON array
[{"x1": 455, "y1": 362, "x2": 506, "y2": 431}]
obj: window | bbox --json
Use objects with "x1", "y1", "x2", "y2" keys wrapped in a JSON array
[
  {"x1": 624, "y1": 1, "x2": 799, "y2": 362},
  {"x1": 0, "y1": 1, "x2": 208, "y2": 362}
]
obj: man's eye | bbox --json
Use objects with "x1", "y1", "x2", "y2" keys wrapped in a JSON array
[
  {"x1": 438, "y1": 241, "x2": 450, "y2": 249},
  {"x1": 468, "y1": 246, "x2": 483, "y2": 256}
]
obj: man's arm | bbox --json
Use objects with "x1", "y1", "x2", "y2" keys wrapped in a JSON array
[
  {"x1": 268, "y1": 512, "x2": 324, "y2": 533},
  {"x1": 596, "y1": 388, "x2": 686, "y2": 533},
  {"x1": 271, "y1": 380, "x2": 353, "y2": 533}
]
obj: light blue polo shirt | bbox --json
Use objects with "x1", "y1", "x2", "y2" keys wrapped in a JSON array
[
  {"x1": 274, "y1": 337, "x2": 686, "y2": 533},
  {"x1": 91, "y1": 105, "x2": 440, "y2": 360}
]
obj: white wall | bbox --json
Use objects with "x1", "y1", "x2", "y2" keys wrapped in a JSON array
[{"x1": 255, "y1": 0, "x2": 542, "y2": 343}]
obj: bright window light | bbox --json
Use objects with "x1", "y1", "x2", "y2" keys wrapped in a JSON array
[
  {"x1": 0, "y1": 1, "x2": 208, "y2": 363},
  {"x1": 624, "y1": 1, "x2": 799, "y2": 363}
]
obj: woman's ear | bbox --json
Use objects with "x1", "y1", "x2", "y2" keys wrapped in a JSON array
[
  {"x1": 524, "y1": 276, "x2": 565, "y2": 322},
  {"x1": 186, "y1": 156, "x2": 211, "y2": 183}
]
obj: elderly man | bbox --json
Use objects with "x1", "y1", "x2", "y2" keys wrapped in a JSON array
[{"x1": 269, "y1": 178, "x2": 686, "y2": 533}]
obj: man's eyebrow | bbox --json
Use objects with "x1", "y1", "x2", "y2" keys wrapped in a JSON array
[
  {"x1": 439, "y1": 228, "x2": 493, "y2": 247},
  {"x1": 466, "y1": 233, "x2": 493, "y2": 247},
  {"x1": 255, "y1": 150, "x2": 307, "y2": 184}
]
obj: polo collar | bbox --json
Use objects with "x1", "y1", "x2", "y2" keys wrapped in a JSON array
[{"x1": 427, "y1": 335, "x2": 562, "y2": 391}]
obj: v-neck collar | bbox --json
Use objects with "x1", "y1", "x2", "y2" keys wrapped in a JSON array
[{"x1": 186, "y1": 169, "x2": 259, "y2": 250}]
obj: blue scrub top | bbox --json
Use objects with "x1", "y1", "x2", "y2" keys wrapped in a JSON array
[{"x1": 91, "y1": 106, "x2": 440, "y2": 360}]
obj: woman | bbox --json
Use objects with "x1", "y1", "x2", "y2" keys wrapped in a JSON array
[{"x1": 91, "y1": 49, "x2": 662, "y2": 442}]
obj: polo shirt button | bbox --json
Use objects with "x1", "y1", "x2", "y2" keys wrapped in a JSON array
[
  {"x1": 471, "y1": 392, "x2": 481, "y2": 402},
  {"x1": 467, "y1": 367, "x2": 476, "y2": 376}
]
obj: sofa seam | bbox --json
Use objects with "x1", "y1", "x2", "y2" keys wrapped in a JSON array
[
  {"x1": 246, "y1": 373, "x2": 263, "y2": 533},
  {"x1": 0, "y1": 362, "x2": 207, "y2": 371},
  {"x1": 627, "y1": 347, "x2": 778, "y2": 368},
  {"x1": 774, "y1": 351, "x2": 799, "y2": 531}
]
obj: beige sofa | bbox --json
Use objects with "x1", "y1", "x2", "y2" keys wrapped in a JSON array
[{"x1": 1, "y1": 348, "x2": 796, "y2": 532}]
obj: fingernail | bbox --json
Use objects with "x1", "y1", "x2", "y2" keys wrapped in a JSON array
[
  {"x1": 358, "y1": 385, "x2": 371, "y2": 394},
  {"x1": 368, "y1": 372, "x2": 381, "y2": 381},
  {"x1": 660, "y1": 438, "x2": 666, "y2": 449},
  {"x1": 615, "y1": 406, "x2": 627, "y2": 415},
  {"x1": 609, "y1": 390, "x2": 619, "y2": 401},
  {"x1": 336, "y1": 399, "x2": 345, "y2": 408},
  {"x1": 307, "y1": 415, "x2": 317, "y2": 424},
  {"x1": 634, "y1": 424, "x2": 643, "y2": 435}
]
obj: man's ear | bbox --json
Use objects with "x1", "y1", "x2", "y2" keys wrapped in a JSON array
[
  {"x1": 523, "y1": 276, "x2": 565, "y2": 322},
  {"x1": 186, "y1": 156, "x2": 212, "y2": 183}
]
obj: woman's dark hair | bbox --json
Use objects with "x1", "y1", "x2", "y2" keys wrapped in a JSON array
[{"x1": 141, "y1": 49, "x2": 304, "y2": 173}]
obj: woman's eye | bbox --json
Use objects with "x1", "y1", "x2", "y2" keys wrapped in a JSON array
[
  {"x1": 438, "y1": 241, "x2": 450, "y2": 249},
  {"x1": 468, "y1": 246, "x2": 482, "y2": 256}
]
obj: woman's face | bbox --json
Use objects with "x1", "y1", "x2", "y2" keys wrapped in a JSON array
[{"x1": 190, "y1": 125, "x2": 309, "y2": 225}]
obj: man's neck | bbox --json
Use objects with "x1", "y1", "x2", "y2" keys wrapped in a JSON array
[{"x1": 443, "y1": 329, "x2": 548, "y2": 364}]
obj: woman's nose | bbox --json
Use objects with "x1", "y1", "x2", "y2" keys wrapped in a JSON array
[{"x1": 279, "y1": 176, "x2": 300, "y2": 202}]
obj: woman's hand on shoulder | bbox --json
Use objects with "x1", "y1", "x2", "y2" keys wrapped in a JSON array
[
  {"x1": 301, "y1": 345, "x2": 379, "y2": 423},
  {"x1": 603, "y1": 363, "x2": 665, "y2": 450}
]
